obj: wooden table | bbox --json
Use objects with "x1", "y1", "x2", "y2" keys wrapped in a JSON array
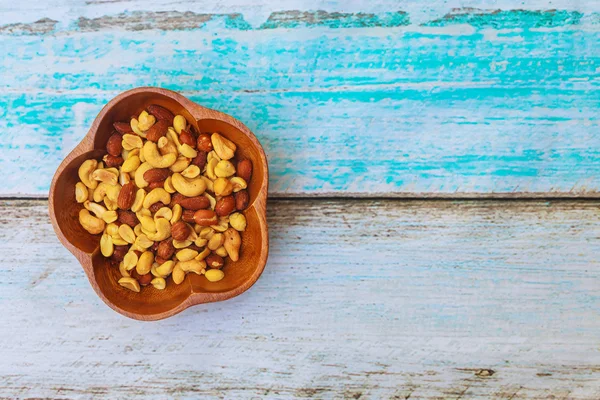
[{"x1": 2, "y1": 1, "x2": 600, "y2": 398}]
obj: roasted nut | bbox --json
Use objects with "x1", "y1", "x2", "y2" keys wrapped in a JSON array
[
  {"x1": 194, "y1": 210, "x2": 218, "y2": 226},
  {"x1": 172, "y1": 264, "x2": 185, "y2": 284},
  {"x1": 136, "y1": 251, "x2": 154, "y2": 275},
  {"x1": 92, "y1": 169, "x2": 118, "y2": 186},
  {"x1": 150, "y1": 202, "x2": 167, "y2": 214},
  {"x1": 131, "y1": 189, "x2": 146, "y2": 212},
  {"x1": 143, "y1": 141, "x2": 177, "y2": 168},
  {"x1": 206, "y1": 254, "x2": 224, "y2": 269},
  {"x1": 214, "y1": 160, "x2": 236, "y2": 178},
  {"x1": 75, "y1": 182, "x2": 88, "y2": 203},
  {"x1": 118, "y1": 277, "x2": 140, "y2": 292},
  {"x1": 206, "y1": 158, "x2": 219, "y2": 180},
  {"x1": 111, "y1": 245, "x2": 129, "y2": 263},
  {"x1": 179, "y1": 196, "x2": 210, "y2": 210},
  {"x1": 229, "y1": 212, "x2": 247, "y2": 232},
  {"x1": 191, "y1": 150, "x2": 207, "y2": 169},
  {"x1": 211, "y1": 216, "x2": 229, "y2": 232},
  {"x1": 171, "y1": 221, "x2": 191, "y2": 241},
  {"x1": 213, "y1": 177, "x2": 233, "y2": 197},
  {"x1": 100, "y1": 233, "x2": 114, "y2": 257},
  {"x1": 114, "y1": 121, "x2": 133, "y2": 134},
  {"x1": 79, "y1": 209, "x2": 105, "y2": 234},
  {"x1": 173, "y1": 115, "x2": 187, "y2": 134},
  {"x1": 176, "y1": 249, "x2": 199, "y2": 262},
  {"x1": 137, "y1": 273, "x2": 153, "y2": 286},
  {"x1": 181, "y1": 165, "x2": 200, "y2": 179},
  {"x1": 102, "y1": 211, "x2": 118, "y2": 223},
  {"x1": 78, "y1": 159, "x2": 98, "y2": 189},
  {"x1": 179, "y1": 259, "x2": 206, "y2": 274},
  {"x1": 215, "y1": 246, "x2": 228, "y2": 257},
  {"x1": 118, "y1": 210, "x2": 139, "y2": 227},
  {"x1": 207, "y1": 232, "x2": 224, "y2": 251},
  {"x1": 171, "y1": 173, "x2": 206, "y2": 197},
  {"x1": 224, "y1": 228, "x2": 241, "y2": 261},
  {"x1": 164, "y1": 176, "x2": 176, "y2": 194},
  {"x1": 107, "y1": 133, "x2": 123, "y2": 156},
  {"x1": 179, "y1": 129, "x2": 195, "y2": 148},
  {"x1": 145, "y1": 119, "x2": 169, "y2": 142},
  {"x1": 215, "y1": 195, "x2": 235, "y2": 216},
  {"x1": 205, "y1": 269, "x2": 225, "y2": 282},
  {"x1": 147, "y1": 180, "x2": 165, "y2": 190},
  {"x1": 236, "y1": 159, "x2": 252, "y2": 182},
  {"x1": 122, "y1": 134, "x2": 143, "y2": 150},
  {"x1": 182, "y1": 209, "x2": 196, "y2": 223},
  {"x1": 118, "y1": 224, "x2": 136, "y2": 244},
  {"x1": 234, "y1": 190, "x2": 249, "y2": 210},
  {"x1": 144, "y1": 168, "x2": 170, "y2": 183},
  {"x1": 117, "y1": 182, "x2": 136, "y2": 209},
  {"x1": 151, "y1": 277, "x2": 166, "y2": 290},
  {"x1": 179, "y1": 143, "x2": 197, "y2": 159},
  {"x1": 143, "y1": 188, "x2": 171, "y2": 210},
  {"x1": 148, "y1": 104, "x2": 174, "y2": 124},
  {"x1": 211, "y1": 133, "x2": 236, "y2": 160},
  {"x1": 197, "y1": 133, "x2": 213, "y2": 152},
  {"x1": 121, "y1": 155, "x2": 140, "y2": 173},
  {"x1": 137, "y1": 111, "x2": 156, "y2": 131},
  {"x1": 103, "y1": 154, "x2": 124, "y2": 168},
  {"x1": 146, "y1": 218, "x2": 171, "y2": 242},
  {"x1": 123, "y1": 251, "x2": 139, "y2": 271},
  {"x1": 134, "y1": 162, "x2": 153, "y2": 188},
  {"x1": 230, "y1": 177, "x2": 247, "y2": 192},
  {"x1": 205, "y1": 193, "x2": 216, "y2": 210},
  {"x1": 157, "y1": 239, "x2": 175, "y2": 259}
]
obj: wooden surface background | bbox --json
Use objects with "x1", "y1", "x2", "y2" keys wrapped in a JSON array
[{"x1": 1, "y1": 0, "x2": 600, "y2": 398}]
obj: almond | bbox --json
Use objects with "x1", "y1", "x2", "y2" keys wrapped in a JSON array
[
  {"x1": 237, "y1": 159, "x2": 252, "y2": 182},
  {"x1": 117, "y1": 210, "x2": 139, "y2": 227},
  {"x1": 147, "y1": 104, "x2": 174, "y2": 124},
  {"x1": 191, "y1": 150, "x2": 207, "y2": 169},
  {"x1": 149, "y1": 202, "x2": 166, "y2": 213},
  {"x1": 197, "y1": 133, "x2": 213, "y2": 152},
  {"x1": 103, "y1": 154, "x2": 124, "y2": 168},
  {"x1": 182, "y1": 209, "x2": 196, "y2": 223},
  {"x1": 157, "y1": 239, "x2": 175, "y2": 260},
  {"x1": 206, "y1": 254, "x2": 224, "y2": 269},
  {"x1": 117, "y1": 182, "x2": 136, "y2": 209},
  {"x1": 144, "y1": 168, "x2": 170, "y2": 183},
  {"x1": 215, "y1": 195, "x2": 235, "y2": 216},
  {"x1": 171, "y1": 221, "x2": 191, "y2": 241},
  {"x1": 147, "y1": 180, "x2": 165, "y2": 190},
  {"x1": 194, "y1": 209, "x2": 218, "y2": 226},
  {"x1": 234, "y1": 189, "x2": 249, "y2": 211},
  {"x1": 179, "y1": 196, "x2": 210, "y2": 210},
  {"x1": 179, "y1": 129, "x2": 196, "y2": 148},
  {"x1": 145, "y1": 119, "x2": 169, "y2": 142},
  {"x1": 106, "y1": 133, "x2": 123, "y2": 156},
  {"x1": 113, "y1": 122, "x2": 133, "y2": 134}
]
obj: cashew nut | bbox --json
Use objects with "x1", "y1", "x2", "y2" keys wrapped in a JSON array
[
  {"x1": 143, "y1": 141, "x2": 177, "y2": 168},
  {"x1": 94, "y1": 181, "x2": 120, "y2": 203},
  {"x1": 138, "y1": 215, "x2": 156, "y2": 233},
  {"x1": 147, "y1": 218, "x2": 171, "y2": 241},
  {"x1": 176, "y1": 249, "x2": 199, "y2": 262},
  {"x1": 142, "y1": 188, "x2": 171, "y2": 210},
  {"x1": 134, "y1": 233, "x2": 154, "y2": 249},
  {"x1": 169, "y1": 155, "x2": 191, "y2": 173},
  {"x1": 230, "y1": 177, "x2": 247, "y2": 192},
  {"x1": 207, "y1": 150, "x2": 221, "y2": 164},
  {"x1": 79, "y1": 209, "x2": 105, "y2": 234},
  {"x1": 179, "y1": 259, "x2": 206, "y2": 275},
  {"x1": 136, "y1": 251, "x2": 154, "y2": 275},
  {"x1": 224, "y1": 228, "x2": 241, "y2": 261},
  {"x1": 134, "y1": 162, "x2": 154, "y2": 188},
  {"x1": 158, "y1": 136, "x2": 178, "y2": 156},
  {"x1": 118, "y1": 277, "x2": 140, "y2": 292},
  {"x1": 171, "y1": 173, "x2": 206, "y2": 197},
  {"x1": 102, "y1": 210, "x2": 118, "y2": 224},
  {"x1": 154, "y1": 207, "x2": 173, "y2": 220},
  {"x1": 130, "y1": 119, "x2": 145, "y2": 138},
  {"x1": 75, "y1": 182, "x2": 88, "y2": 203},
  {"x1": 78, "y1": 159, "x2": 98, "y2": 189},
  {"x1": 211, "y1": 133, "x2": 236, "y2": 160},
  {"x1": 206, "y1": 158, "x2": 219, "y2": 180},
  {"x1": 104, "y1": 197, "x2": 118, "y2": 212},
  {"x1": 138, "y1": 110, "x2": 156, "y2": 131},
  {"x1": 84, "y1": 200, "x2": 107, "y2": 218}
]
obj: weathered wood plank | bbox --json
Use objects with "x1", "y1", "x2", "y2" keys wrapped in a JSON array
[
  {"x1": 2, "y1": 199, "x2": 600, "y2": 398},
  {"x1": 1, "y1": 6, "x2": 599, "y2": 197}
]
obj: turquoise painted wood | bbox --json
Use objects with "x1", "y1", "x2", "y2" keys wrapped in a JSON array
[{"x1": 1, "y1": 4, "x2": 599, "y2": 196}]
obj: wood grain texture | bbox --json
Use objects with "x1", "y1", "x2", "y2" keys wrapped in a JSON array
[
  {"x1": 3, "y1": 199, "x2": 600, "y2": 398},
  {"x1": 1, "y1": 3, "x2": 599, "y2": 197}
]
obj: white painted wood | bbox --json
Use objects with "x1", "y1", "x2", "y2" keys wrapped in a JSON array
[{"x1": 2, "y1": 200, "x2": 600, "y2": 398}]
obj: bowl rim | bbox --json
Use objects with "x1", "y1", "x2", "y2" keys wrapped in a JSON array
[{"x1": 48, "y1": 87, "x2": 269, "y2": 321}]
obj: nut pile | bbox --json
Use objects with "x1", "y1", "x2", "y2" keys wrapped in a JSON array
[{"x1": 74, "y1": 105, "x2": 252, "y2": 292}]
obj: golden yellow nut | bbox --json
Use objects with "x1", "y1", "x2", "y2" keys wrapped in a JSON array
[
  {"x1": 135, "y1": 234, "x2": 154, "y2": 249},
  {"x1": 143, "y1": 141, "x2": 177, "y2": 169},
  {"x1": 138, "y1": 215, "x2": 156, "y2": 233},
  {"x1": 118, "y1": 224, "x2": 136, "y2": 244},
  {"x1": 119, "y1": 262, "x2": 130, "y2": 278},
  {"x1": 92, "y1": 168, "x2": 118, "y2": 185},
  {"x1": 131, "y1": 188, "x2": 146, "y2": 212},
  {"x1": 79, "y1": 209, "x2": 105, "y2": 234},
  {"x1": 181, "y1": 165, "x2": 200, "y2": 179},
  {"x1": 130, "y1": 118, "x2": 145, "y2": 137},
  {"x1": 171, "y1": 173, "x2": 206, "y2": 197},
  {"x1": 102, "y1": 210, "x2": 118, "y2": 224},
  {"x1": 201, "y1": 176, "x2": 214, "y2": 194},
  {"x1": 136, "y1": 251, "x2": 154, "y2": 275},
  {"x1": 134, "y1": 162, "x2": 153, "y2": 189},
  {"x1": 211, "y1": 133, "x2": 236, "y2": 160},
  {"x1": 230, "y1": 213, "x2": 247, "y2": 232},
  {"x1": 169, "y1": 155, "x2": 191, "y2": 173},
  {"x1": 179, "y1": 259, "x2": 206, "y2": 274},
  {"x1": 106, "y1": 223, "x2": 119, "y2": 237},
  {"x1": 75, "y1": 182, "x2": 88, "y2": 203},
  {"x1": 138, "y1": 110, "x2": 156, "y2": 131},
  {"x1": 143, "y1": 188, "x2": 171, "y2": 210},
  {"x1": 172, "y1": 264, "x2": 185, "y2": 284},
  {"x1": 173, "y1": 115, "x2": 187, "y2": 134},
  {"x1": 223, "y1": 227, "x2": 241, "y2": 261},
  {"x1": 179, "y1": 143, "x2": 197, "y2": 159},
  {"x1": 156, "y1": 260, "x2": 175, "y2": 277},
  {"x1": 213, "y1": 177, "x2": 233, "y2": 197},
  {"x1": 176, "y1": 249, "x2": 199, "y2": 262},
  {"x1": 123, "y1": 251, "x2": 139, "y2": 271},
  {"x1": 215, "y1": 246, "x2": 228, "y2": 257},
  {"x1": 118, "y1": 277, "x2": 140, "y2": 292},
  {"x1": 147, "y1": 218, "x2": 171, "y2": 241},
  {"x1": 78, "y1": 159, "x2": 99, "y2": 189},
  {"x1": 151, "y1": 277, "x2": 166, "y2": 290},
  {"x1": 164, "y1": 176, "x2": 176, "y2": 193},
  {"x1": 195, "y1": 247, "x2": 211, "y2": 261},
  {"x1": 206, "y1": 158, "x2": 219, "y2": 180},
  {"x1": 207, "y1": 232, "x2": 224, "y2": 251},
  {"x1": 121, "y1": 155, "x2": 140, "y2": 173},
  {"x1": 154, "y1": 207, "x2": 173, "y2": 220},
  {"x1": 173, "y1": 239, "x2": 192, "y2": 249},
  {"x1": 214, "y1": 160, "x2": 236, "y2": 178},
  {"x1": 122, "y1": 134, "x2": 143, "y2": 150},
  {"x1": 100, "y1": 233, "x2": 114, "y2": 257},
  {"x1": 119, "y1": 171, "x2": 131, "y2": 186},
  {"x1": 230, "y1": 177, "x2": 247, "y2": 192},
  {"x1": 205, "y1": 269, "x2": 225, "y2": 282},
  {"x1": 104, "y1": 197, "x2": 118, "y2": 212}
]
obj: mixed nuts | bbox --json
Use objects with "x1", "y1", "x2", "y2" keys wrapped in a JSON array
[{"x1": 74, "y1": 104, "x2": 252, "y2": 292}]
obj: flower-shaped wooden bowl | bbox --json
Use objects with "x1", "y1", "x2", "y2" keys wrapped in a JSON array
[{"x1": 48, "y1": 87, "x2": 269, "y2": 320}]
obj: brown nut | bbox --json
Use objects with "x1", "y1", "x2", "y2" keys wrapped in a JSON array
[
  {"x1": 147, "y1": 104, "x2": 174, "y2": 124},
  {"x1": 154, "y1": 255, "x2": 168, "y2": 265},
  {"x1": 144, "y1": 168, "x2": 170, "y2": 183},
  {"x1": 117, "y1": 182, "x2": 136, "y2": 210},
  {"x1": 169, "y1": 192, "x2": 185, "y2": 207},
  {"x1": 113, "y1": 121, "x2": 133, "y2": 134},
  {"x1": 149, "y1": 201, "x2": 166, "y2": 213},
  {"x1": 103, "y1": 154, "x2": 124, "y2": 168},
  {"x1": 106, "y1": 133, "x2": 123, "y2": 156},
  {"x1": 193, "y1": 209, "x2": 218, "y2": 226},
  {"x1": 111, "y1": 245, "x2": 129, "y2": 263},
  {"x1": 179, "y1": 196, "x2": 210, "y2": 210},
  {"x1": 157, "y1": 239, "x2": 175, "y2": 259},
  {"x1": 138, "y1": 273, "x2": 153, "y2": 286},
  {"x1": 197, "y1": 133, "x2": 213, "y2": 152},
  {"x1": 206, "y1": 254, "x2": 224, "y2": 269},
  {"x1": 117, "y1": 210, "x2": 139, "y2": 227},
  {"x1": 234, "y1": 190, "x2": 249, "y2": 211},
  {"x1": 171, "y1": 221, "x2": 191, "y2": 241},
  {"x1": 237, "y1": 159, "x2": 252, "y2": 182},
  {"x1": 213, "y1": 177, "x2": 233, "y2": 197},
  {"x1": 147, "y1": 180, "x2": 165, "y2": 190},
  {"x1": 145, "y1": 119, "x2": 170, "y2": 142},
  {"x1": 179, "y1": 129, "x2": 196, "y2": 148},
  {"x1": 182, "y1": 209, "x2": 196, "y2": 223},
  {"x1": 215, "y1": 195, "x2": 235, "y2": 216},
  {"x1": 191, "y1": 150, "x2": 207, "y2": 169}
]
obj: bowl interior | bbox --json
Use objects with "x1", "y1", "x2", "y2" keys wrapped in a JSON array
[{"x1": 51, "y1": 90, "x2": 268, "y2": 318}]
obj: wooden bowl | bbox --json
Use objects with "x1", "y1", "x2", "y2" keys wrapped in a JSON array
[{"x1": 48, "y1": 87, "x2": 269, "y2": 321}]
